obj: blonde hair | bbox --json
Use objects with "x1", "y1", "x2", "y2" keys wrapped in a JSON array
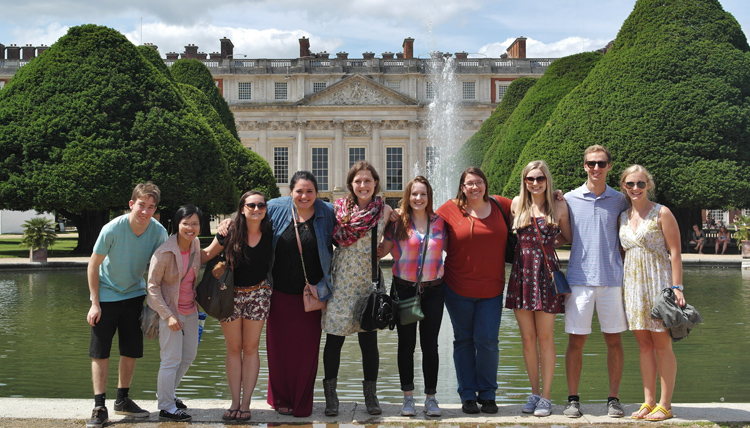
[
  {"x1": 619, "y1": 164, "x2": 656, "y2": 205},
  {"x1": 513, "y1": 160, "x2": 558, "y2": 229}
]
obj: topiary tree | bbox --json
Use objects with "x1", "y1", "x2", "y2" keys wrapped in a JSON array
[
  {"x1": 513, "y1": 0, "x2": 750, "y2": 233},
  {"x1": 0, "y1": 24, "x2": 235, "y2": 253},
  {"x1": 455, "y1": 77, "x2": 537, "y2": 174}
]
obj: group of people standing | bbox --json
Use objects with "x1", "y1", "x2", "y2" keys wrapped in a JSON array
[{"x1": 84, "y1": 144, "x2": 686, "y2": 427}]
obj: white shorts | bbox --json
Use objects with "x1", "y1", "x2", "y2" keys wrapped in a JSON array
[{"x1": 564, "y1": 285, "x2": 627, "y2": 335}]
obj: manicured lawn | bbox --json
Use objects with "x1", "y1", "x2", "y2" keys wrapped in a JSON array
[{"x1": 0, "y1": 234, "x2": 80, "y2": 258}]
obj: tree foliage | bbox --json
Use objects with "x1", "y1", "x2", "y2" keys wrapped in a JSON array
[
  {"x1": 515, "y1": 0, "x2": 750, "y2": 214},
  {"x1": 455, "y1": 77, "x2": 537, "y2": 174},
  {"x1": 0, "y1": 25, "x2": 235, "y2": 253},
  {"x1": 171, "y1": 59, "x2": 240, "y2": 140}
]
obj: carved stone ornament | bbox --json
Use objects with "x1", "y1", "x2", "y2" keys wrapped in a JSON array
[
  {"x1": 303, "y1": 75, "x2": 417, "y2": 106},
  {"x1": 344, "y1": 120, "x2": 371, "y2": 137}
]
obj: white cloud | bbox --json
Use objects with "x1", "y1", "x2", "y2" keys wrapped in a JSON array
[{"x1": 477, "y1": 36, "x2": 612, "y2": 59}]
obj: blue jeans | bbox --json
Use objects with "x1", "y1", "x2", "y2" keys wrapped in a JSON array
[{"x1": 443, "y1": 284, "x2": 503, "y2": 402}]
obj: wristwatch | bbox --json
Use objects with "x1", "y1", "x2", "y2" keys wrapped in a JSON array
[{"x1": 671, "y1": 284, "x2": 684, "y2": 291}]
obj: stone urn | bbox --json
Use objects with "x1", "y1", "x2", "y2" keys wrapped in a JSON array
[
  {"x1": 30, "y1": 247, "x2": 48, "y2": 263},
  {"x1": 741, "y1": 240, "x2": 750, "y2": 258}
]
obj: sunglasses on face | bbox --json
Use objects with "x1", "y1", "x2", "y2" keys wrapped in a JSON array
[
  {"x1": 524, "y1": 175, "x2": 547, "y2": 184},
  {"x1": 585, "y1": 161, "x2": 609, "y2": 168},
  {"x1": 245, "y1": 202, "x2": 267, "y2": 209},
  {"x1": 624, "y1": 181, "x2": 647, "y2": 190}
]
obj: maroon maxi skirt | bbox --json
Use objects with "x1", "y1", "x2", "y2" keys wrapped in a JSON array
[{"x1": 266, "y1": 289, "x2": 322, "y2": 417}]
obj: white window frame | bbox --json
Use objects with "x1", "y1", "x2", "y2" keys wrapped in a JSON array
[
  {"x1": 495, "y1": 81, "x2": 509, "y2": 103},
  {"x1": 313, "y1": 82, "x2": 327, "y2": 93},
  {"x1": 273, "y1": 147, "x2": 289, "y2": 184},
  {"x1": 348, "y1": 147, "x2": 366, "y2": 168},
  {"x1": 385, "y1": 80, "x2": 401, "y2": 92},
  {"x1": 274, "y1": 82, "x2": 288, "y2": 100},
  {"x1": 385, "y1": 146, "x2": 404, "y2": 191},
  {"x1": 462, "y1": 81, "x2": 476, "y2": 100},
  {"x1": 238, "y1": 82, "x2": 252, "y2": 100},
  {"x1": 312, "y1": 147, "x2": 330, "y2": 191}
]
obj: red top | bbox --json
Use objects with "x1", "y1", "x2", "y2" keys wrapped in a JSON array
[{"x1": 436, "y1": 196, "x2": 511, "y2": 298}]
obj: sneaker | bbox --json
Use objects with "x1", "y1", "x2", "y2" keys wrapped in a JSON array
[
  {"x1": 478, "y1": 399, "x2": 498, "y2": 414},
  {"x1": 534, "y1": 398, "x2": 552, "y2": 417},
  {"x1": 424, "y1": 396, "x2": 442, "y2": 417},
  {"x1": 563, "y1": 400, "x2": 582, "y2": 418},
  {"x1": 174, "y1": 398, "x2": 187, "y2": 409},
  {"x1": 86, "y1": 406, "x2": 108, "y2": 428},
  {"x1": 522, "y1": 394, "x2": 541, "y2": 413},
  {"x1": 401, "y1": 395, "x2": 416, "y2": 416},
  {"x1": 159, "y1": 409, "x2": 192, "y2": 422},
  {"x1": 462, "y1": 399, "x2": 480, "y2": 414},
  {"x1": 114, "y1": 397, "x2": 150, "y2": 417},
  {"x1": 607, "y1": 398, "x2": 625, "y2": 418}
]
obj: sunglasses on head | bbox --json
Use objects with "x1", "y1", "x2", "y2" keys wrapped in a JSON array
[
  {"x1": 585, "y1": 161, "x2": 609, "y2": 168},
  {"x1": 524, "y1": 175, "x2": 547, "y2": 183},
  {"x1": 245, "y1": 202, "x2": 267, "y2": 209},
  {"x1": 624, "y1": 181, "x2": 647, "y2": 190}
]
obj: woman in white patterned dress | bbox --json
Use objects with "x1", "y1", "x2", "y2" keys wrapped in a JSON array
[
  {"x1": 618, "y1": 165, "x2": 686, "y2": 422},
  {"x1": 321, "y1": 160, "x2": 392, "y2": 416}
]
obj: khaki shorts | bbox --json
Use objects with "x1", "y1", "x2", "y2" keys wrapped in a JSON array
[{"x1": 564, "y1": 285, "x2": 627, "y2": 335}]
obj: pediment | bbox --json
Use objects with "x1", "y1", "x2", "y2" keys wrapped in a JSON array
[{"x1": 297, "y1": 74, "x2": 419, "y2": 106}]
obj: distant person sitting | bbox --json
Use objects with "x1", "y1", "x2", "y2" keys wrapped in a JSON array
[
  {"x1": 705, "y1": 215, "x2": 716, "y2": 228},
  {"x1": 715, "y1": 226, "x2": 730, "y2": 255},
  {"x1": 690, "y1": 225, "x2": 705, "y2": 254}
]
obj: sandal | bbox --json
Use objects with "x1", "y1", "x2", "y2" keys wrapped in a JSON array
[
  {"x1": 644, "y1": 404, "x2": 674, "y2": 421},
  {"x1": 236, "y1": 410, "x2": 252, "y2": 421},
  {"x1": 222, "y1": 408, "x2": 239, "y2": 421},
  {"x1": 631, "y1": 402, "x2": 654, "y2": 419},
  {"x1": 276, "y1": 406, "x2": 293, "y2": 416}
]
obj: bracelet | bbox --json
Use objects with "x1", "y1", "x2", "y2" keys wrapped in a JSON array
[{"x1": 672, "y1": 284, "x2": 684, "y2": 291}]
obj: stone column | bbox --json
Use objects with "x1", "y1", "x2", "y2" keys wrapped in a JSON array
[
  {"x1": 256, "y1": 121, "x2": 268, "y2": 160},
  {"x1": 333, "y1": 120, "x2": 344, "y2": 190},
  {"x1": 296, "y1": 120, "x2": 306, "y2": 172},
  {"x1": 371, "y1": 120, "x2": 382, "y2": 177},
  {"x1": 408, "y1": 120, "x2": 420, "y2": 183}
]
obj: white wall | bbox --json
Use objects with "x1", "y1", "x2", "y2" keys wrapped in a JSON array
[{"x1": 0, "y1": 210, "x2": 55, "y2": 234}]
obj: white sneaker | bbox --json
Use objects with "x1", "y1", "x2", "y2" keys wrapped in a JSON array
[
  {"x1": 534, "y1": 397, "x2": 552, "y2": 417},
  {"x1": 522, "y1": 394, "x2": 541, "y2": 413},
  {"x1": 424, "y1": 396, "x2": 442, "y2": 417},
  {"x1": 401, "y1": 395, "x2": 416, "y2": 416}
]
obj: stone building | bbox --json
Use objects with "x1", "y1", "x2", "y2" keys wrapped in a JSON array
[{"x1": 0, "y1": 36, "x2": 555, "y2": 200}]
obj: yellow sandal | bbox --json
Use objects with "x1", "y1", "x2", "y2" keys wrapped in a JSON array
[
  {"x1": 644, "y1": 404, "x2": 674, "y2": 421},
  {"x1": 631, "y1": 402, "x2": 654, "y2": 419}
]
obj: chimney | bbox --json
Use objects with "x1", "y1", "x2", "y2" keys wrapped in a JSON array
[
  {"x1": 362, "y1": 52, "x2": 375, "y2": 59},
  {"x1": 506, "y1": 36, "x2": 527, "y2": 59},
  {"x1": 196, "y1": 52, "x2": 208, "y2": 60},
  {"x1": 317, "y1": 51, "x2": 330, "y2": 59},
  {"x1": 336, "y1": 52, "x2": 348, "y2": 59},
  {"x1": 220, "y1": 37, "x2": 234, "y2": 59},
  {"x1": 299, "y1": 37, "x2": 311, "y2": 58},
  {"x1": 7, "y1": 44, "x2": 20, "y2": 60},
  {"x1": 396, "y1": 52, "x2": 404, "y2": 59},
  {"x1": 455, "y1": 51, "x2": 468, "y2": 60},
  {"x1": 22, "y1": 44, "x2": 35, "y2": 60},
  {"x1": 36, "y1": 44, "x2": 49, "y2": 56},
  {"x1": 182, "y1": 44, "x2": 199, "y2": 59},
  {"x1": 402, "y1": 37, "x2": 414, "y2": 59},
  {"x1": 0, "y1": 43, "x2": 5, "y2": 59},
  {"x1": 143, "y1": 43, "x2": 158, "y2": 51},
  {"x1": 210, "y1": 52, "x2": 222, "y2": 60},
  {"x1": 382, "y1": 52, "x2": 394, "y2": 59},
  {"x1": 166, "y1": 52, "x2": 179, "y2": 60}
]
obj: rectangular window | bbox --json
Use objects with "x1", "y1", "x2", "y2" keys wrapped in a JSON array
[
  {"x1": 349, "y1": 147, "x2": 366, "y2": 168},
  {"x1": 496, "y1": 83, "x2": 508, "y2": 102},
  {"x1": 238, "y1": 82, "x2": 252, "y2": 100},
  {"x1": 274, "y1": 82, "x2": 288, "y2": 100},
  {"x1": 273, "y1": 147, "x2": 289, "y2": 184},
  {"x1": 313, "y1": 82, "x2": 327, "y2": 93},
  {"x1": 386, "y1": 147, "x2": 403, "y2": 191},
  {"x1": 462, "y1": 81, "x2": 476, "y2": 100},
  {"x1": 426, "y1": 82, "x2": 435, "y2": 100},
  {"x1": 385, "y1": 80, "x2": 401, "y2": 92},
  {"x1": 426, "y1": 147, "x2": 439, "y2": 178},
  {"x1": 312, "y1": 147, "x2": 329, "y2": 191}
]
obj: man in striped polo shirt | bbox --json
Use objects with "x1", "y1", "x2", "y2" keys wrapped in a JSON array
[{"x1": 560, "y1": 145, "x2": 629, "y2": 419}]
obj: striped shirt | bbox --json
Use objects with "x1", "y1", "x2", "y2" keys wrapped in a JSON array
[
  {"x1": 383, "y1": 214, "x2": 446, "y2": 282},
  {"x1": 565, "y1": 183, "x2": 629, "y2": 287}
]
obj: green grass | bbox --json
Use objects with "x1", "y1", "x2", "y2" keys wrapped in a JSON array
[{"x1": 0, "y1": 234, "x2": 79, "y2": 258}]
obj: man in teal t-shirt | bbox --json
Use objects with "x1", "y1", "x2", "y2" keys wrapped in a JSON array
[{"x1": 85, "y1": 182, "x2": 168, "y2": 428}]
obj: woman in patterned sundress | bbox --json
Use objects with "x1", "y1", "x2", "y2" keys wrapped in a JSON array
[
  {"x1": 321, "y1": 160, "x2": 392, "y2": 416},
  {"x1": 618, "y1": 165, "x2": 686, "y2": 422},
  {"x1": 504, "y1": 160, "x2": 571, "y2": 417}
]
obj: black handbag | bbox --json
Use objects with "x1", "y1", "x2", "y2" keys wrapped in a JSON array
[
  {"x1": 490, "y1": 196, "x2": 517, "y2": 264},
  {"x1": 359, "y1": 223, "x2": 397, "y2": 331},
  {"x1": 196, "y1": 252, "x2": 235, "y2": 319}
]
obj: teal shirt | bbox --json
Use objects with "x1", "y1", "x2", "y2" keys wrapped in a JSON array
[{"x1": 93, "y1": 214, "x2": 168, "y2": 302}]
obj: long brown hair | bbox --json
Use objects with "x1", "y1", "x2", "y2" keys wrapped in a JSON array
[
  {"x1": 342, "y1": 160, "x2": 381, "y2": 223},
  {"x1": 395, "y1": 176, "x2": 434, "y2": 241},
  {"x1": 513, "y1": 160, "x2": 558, "y2": 229},
  {"x1": 224, "y1": 191, "x2": 271, "y2": 267}
]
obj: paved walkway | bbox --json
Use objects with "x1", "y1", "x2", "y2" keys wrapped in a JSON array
[{"x1": 1, "y1": 397, "x2": 749, "y2": 424}]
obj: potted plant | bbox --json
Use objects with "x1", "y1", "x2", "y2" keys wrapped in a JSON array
[
  {"x1": 20, "y1": 217, "x2": 57, "y2": 262},
  {"x1": 732, "y1": 214, "x2": 750, "y2": 258}
]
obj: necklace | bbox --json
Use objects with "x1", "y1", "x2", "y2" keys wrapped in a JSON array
[{"x1": 630, "y1": 202, "x2": 653, "y2": 229}]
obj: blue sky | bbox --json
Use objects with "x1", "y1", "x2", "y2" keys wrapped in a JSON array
[{"x1": 0, "y1": 0, "x2": 747, "y2": 59}]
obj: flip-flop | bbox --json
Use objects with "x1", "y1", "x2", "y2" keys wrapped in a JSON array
[
  {"x1": 631, "y1": 402, "x2": 654, "y2": 419},
  {"x1": 222, "y1": 408, "x2": 239, "y2": 421},
  {"x1": 644, "y1": 404, "x2": 674, "y2": 421},
  {"x1": 236, "y1": 410, "x2": 251, "y2": 421}
]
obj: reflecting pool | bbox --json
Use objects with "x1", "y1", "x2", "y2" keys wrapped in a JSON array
[{"x1": 0, "y1": 266, "x2": 747, "y2": 404}]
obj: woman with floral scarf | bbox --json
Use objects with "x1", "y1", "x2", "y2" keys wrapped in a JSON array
[{"x1": 321, "y1": 161, "x2": 392, "y2": 417}]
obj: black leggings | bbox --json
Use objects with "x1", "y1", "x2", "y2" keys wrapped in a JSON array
[{"x1": 323, "y1": 331, "x2": 379, "y2": 381}]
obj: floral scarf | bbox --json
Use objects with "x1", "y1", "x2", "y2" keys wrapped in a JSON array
[{"x1": 333, "y1": 196, "x2": 384, "y2": 247}]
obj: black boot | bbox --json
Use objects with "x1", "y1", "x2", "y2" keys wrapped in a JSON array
[
  {"x1": 323, "y1": 378, "x2": 339, "y2": 416},
  {"x1": 362, "y1": 380, "x2": 382, "y2": 415}
]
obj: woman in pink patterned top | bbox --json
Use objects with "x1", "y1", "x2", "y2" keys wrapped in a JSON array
[{"x1": 380, "y1": 176, "x2": 446, "y2": 417}]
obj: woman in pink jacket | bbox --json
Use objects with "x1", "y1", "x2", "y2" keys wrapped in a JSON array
[{"x1": 146, "y1": 205, "x2": 203, "y2": 422}]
